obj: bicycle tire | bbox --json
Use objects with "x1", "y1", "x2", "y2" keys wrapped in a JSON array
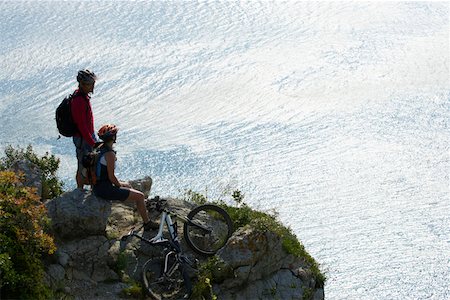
[
  {"x1": 183, "y1": 204, "x2": 233, "y2": 255},
  {"x1": 141, "y1": 256, "x2": 183, "y2": 300}
]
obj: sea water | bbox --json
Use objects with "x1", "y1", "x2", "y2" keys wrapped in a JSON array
[{"x1": 0, "y1": 1, "x2": 449, "y2": 299}]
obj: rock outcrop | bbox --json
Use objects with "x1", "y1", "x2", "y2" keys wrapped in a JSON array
[
  {"x1": 10, "y1": 159, "x2": 43, "y2": 196},
  {"x1": 44, "y1": 178, "x2": 153, "y2": 298},
  {"x1": 214, "y1": 227, "x2": 324, "y2": 299},
  {"x1": 46, "y1": 189, "x2": 112, "y2": 240},
  {"x1": 43, "y1": 177, "x2": 324, "y2": 300}
]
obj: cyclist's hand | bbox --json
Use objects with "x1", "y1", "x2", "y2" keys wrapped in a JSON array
[
  {"x1": 94, "y1": 141, "x2": 103, "y2": 149},
  {"x1": 120, "y1": 181, "x2": 131, "y2": 188}
]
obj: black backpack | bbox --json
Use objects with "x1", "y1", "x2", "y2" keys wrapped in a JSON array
[{"x1": 56, "y1": 93, "x2": 78, "y2": 137}]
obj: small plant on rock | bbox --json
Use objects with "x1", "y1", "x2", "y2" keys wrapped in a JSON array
[
  {"x1": 120, "y1": 281, "x2": 144, "y2": 299},
  {"x1": 184, "y1": 189, "x2": 208, "y2": 205},
  {"x1": 191, "y1": 256, "x2": 228, "y2": 300}
]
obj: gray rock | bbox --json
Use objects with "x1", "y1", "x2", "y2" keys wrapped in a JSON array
[
  {"x1": 314, "y1": 288, "x2": 325, "y2": 300},
  {"x1": 46, "y1": 264, "x2": 66, "y2": 287},
  {"x1": 128, "y1": 176, "x2": 152, "y2": 198},
  {"x1": 56, "y1": 249, "x2": 70, "y2": 267},
  {"x1": 296, "y1": 267, "x2": 310, "y2": 282},
  {"x1": 217, "y1": 226, "x2": 296, "y2": 286},
  {"x1": 106, "y1": 202, "x2": 137, "y2": 239},
  {"x1": 57, "y1": 235, "x2": 118, "y2": 283},
  {"x1": 212, "y1": 225, "x2": 321, "y2": 299},
  {"x1": 10, "y1": 159, "x2": 43, "y2": 197},
  {"x1": 46, "y1": 189, "x2": 112, "y2": 240}
]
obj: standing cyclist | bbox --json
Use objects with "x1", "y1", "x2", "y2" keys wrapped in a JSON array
[{"x1": 72, "y1": 69, "x2": 98, "y2": 189}]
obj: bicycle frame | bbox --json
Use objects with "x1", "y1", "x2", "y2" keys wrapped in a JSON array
[
  {"x1": 123, "y1": 200, "x2": 220, "y2": 256},
  {"x1": 123, "y1": 198, "x2": 231, "y2": 298},
  {"x1": 123, "y1": 209, "x2": 185, "y2": 257},
  {"x1": 143, "y1": 206, "x2": 211, "y2": 246},
  {"x1": 162, "y1": 250, "x2": 180, "y2": 277},
  {"x1": 131, "y1": 210, "x2": 194, "y2": 296},
  {"x1": 150, "y1": 211, "x2": 179, "y2": 245}
]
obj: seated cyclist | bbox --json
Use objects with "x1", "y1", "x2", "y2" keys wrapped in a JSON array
[{"x1": 93, "y1": 124, "x2": 158, "y2": 230}]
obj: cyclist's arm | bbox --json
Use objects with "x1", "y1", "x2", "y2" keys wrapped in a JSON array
[
  {"x1": 71, "y1": 98, "x2": 96, "y2": 146},
  {"x1": 105, "y1": 152, "x2": 121, "y2": 187},
  {"x1": 120, "y1": 181, "x2": 131, "y2": 188}
]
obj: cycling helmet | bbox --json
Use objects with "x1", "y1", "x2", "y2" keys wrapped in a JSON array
[
  {"x1": 77, "y1": 69, "x2": 97, "y2": 84},
  {"x1": 98, "y1": 124, "x2": 119, "y2": 141}
]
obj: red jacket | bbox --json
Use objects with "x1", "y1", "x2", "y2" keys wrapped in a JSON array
[{"x1": 71, "y1": 89, "x2": 96, "y2": 146}]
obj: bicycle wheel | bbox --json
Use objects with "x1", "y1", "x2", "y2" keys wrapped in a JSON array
[
  {"x1": 141, "y1": 256, "x2": 183, "y2": 300},
  {"x1": 184, "y1": 204, "x2": 233, "y2": 255}
]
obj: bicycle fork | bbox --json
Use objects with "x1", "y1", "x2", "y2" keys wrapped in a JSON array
[{"x1": 163, "y1": 251, "x2": 193, "y2": 296}]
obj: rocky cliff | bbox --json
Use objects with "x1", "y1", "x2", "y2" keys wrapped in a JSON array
[
  {"x1": 12, "y1": 160, "x2": 324, "y2": 299},
  {"x1": 43, "y1": 178, "x2": 324, "y2": 300}
]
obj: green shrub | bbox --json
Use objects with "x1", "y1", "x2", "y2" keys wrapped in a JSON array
[
  {"x1": 0, "y1": 171, "x2": 57, "y2": 299},
  {"x1": 113, "y1": 251, "x2": 128, "y2": 279},
  {"x1": 302, "y1": 287, "x2": 314, "y2": 300},
  {"x1": 119, "y1": 281, "x2": 144, "y2": 299},
  {"x1": 191, "y1": 256, "x2": 224, "y2": 300},
  {"x1": 183, "y1": 189, "x2": 208, "y2": 205},
  {"x1": 0, "y1": 145, "x2": 64, "y2": 200}
]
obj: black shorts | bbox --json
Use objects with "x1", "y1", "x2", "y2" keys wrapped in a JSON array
[{"x1": 93, "y1": 181, "x2": 130, "y2": 201}]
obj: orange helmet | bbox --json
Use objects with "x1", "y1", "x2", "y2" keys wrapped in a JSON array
[{"x1": 98, "y1": 124, "x2": 118, "y2": 141}]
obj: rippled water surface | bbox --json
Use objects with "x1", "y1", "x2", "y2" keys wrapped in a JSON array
[{"x1": 1, "y1": 2, "x2": 449, "y2": 299}]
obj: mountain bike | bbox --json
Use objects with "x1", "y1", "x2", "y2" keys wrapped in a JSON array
[{"x1": 121, "y1": 196, "x2": 233, "y2": 299}]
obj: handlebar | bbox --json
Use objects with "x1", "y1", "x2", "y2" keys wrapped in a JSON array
[{"x1": 145, "y1": 195, "x2": 169, "y2": 213}]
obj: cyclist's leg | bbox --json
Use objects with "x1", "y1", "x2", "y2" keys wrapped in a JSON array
[
  {"x1": 125, "y1": 189, "x2": 150, "y2": 223},
  {"x1": 73, "y1": 137, "x2": 85, "y2": 188}
]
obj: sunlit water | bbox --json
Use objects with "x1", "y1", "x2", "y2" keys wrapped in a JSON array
[{"x1": 1, "y1": 2, "x2": 449, "y2": 299}]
